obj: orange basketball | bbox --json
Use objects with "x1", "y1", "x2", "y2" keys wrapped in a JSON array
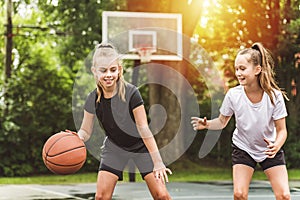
[{"x1": 42, "y1": 131, "x2": 86, "y2": 175}]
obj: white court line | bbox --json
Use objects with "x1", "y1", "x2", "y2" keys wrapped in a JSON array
[
  {"x1": 21, "y1": 185, "x2": 86, "y2": 200},
  {"x1": 131, "y1": 193, "x2": 300, "y2": 200},
  {"x1": 291, "y1": 187, "x2": 300, "y2": 192},
  {"x1": 131, "y1": 195, "x2": 300, "y2": 200},
  {"x1": 171, "y1": 196, "x2": 233, "y2": 199}
]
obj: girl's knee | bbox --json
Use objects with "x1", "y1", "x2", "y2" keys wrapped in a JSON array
[
  {"x1": 234, "y1": 190, "x2": 248, "y2": 200},
  {"x1": 95, "y1": 192, "x2": 112, "y2": 200},
  {"x1": 275, "y1": 192, "x2": 290, "y2": 200},
  {"x1": 94, "y1": 193, "x2": 103, "y2": 200},
  {"x1": 154, "y1": 190, "x2": 171, "y2": 200}
]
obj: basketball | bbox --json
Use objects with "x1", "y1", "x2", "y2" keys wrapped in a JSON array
[{"x1": 42, "y1": 131, "x2": 86, "y2": 175}]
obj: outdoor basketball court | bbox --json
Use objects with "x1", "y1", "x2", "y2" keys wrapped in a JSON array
[
  {"x1": 1, "y1": 181, "x2": 300, "y2": 199},
  {"x1": 3, "y1": 10, "x2": 298, "y2": 200}
]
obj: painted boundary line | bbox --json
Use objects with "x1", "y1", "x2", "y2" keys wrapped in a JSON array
[{"x1": 0, "y1": 185, "x2": 85, "y2": 200}]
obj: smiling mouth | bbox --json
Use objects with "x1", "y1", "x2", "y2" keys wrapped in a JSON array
[{"x1": 104, "y1": 78, "x2": 114, "y2": 84}]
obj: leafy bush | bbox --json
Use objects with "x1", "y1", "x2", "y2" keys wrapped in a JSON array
[{"x1": 0, "y1": 43, "x2": 75, "y2": 176}]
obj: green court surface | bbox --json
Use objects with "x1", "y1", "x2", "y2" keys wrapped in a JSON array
[{"x1": 1, "y1": 181, "x2": 300, "y2": 200}]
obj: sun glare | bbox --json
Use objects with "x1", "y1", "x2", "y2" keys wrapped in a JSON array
[
  {"x1": 200, "y1": 17, "x2": 208, "y2": 28},
  {"x1": 203, "y1": 0, "x2": 210, "y2": 8},
  {"x1": 199, "y1": 0, "x2": 222, "y2": 28}
]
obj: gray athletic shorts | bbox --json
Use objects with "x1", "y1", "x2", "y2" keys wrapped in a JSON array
[
  {"x1": 99, "y1": 138, "x2": 154, "y2": 180},
  {"x1": 232, "y1": 143, "x2": 286, "y2": 171}
]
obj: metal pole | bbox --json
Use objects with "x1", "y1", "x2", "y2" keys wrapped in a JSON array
[
  {"x1": 4, "y1": 0, "x2": 13, "y2": 116},
  {"x1": 5, "y1": 0, "x2": 13, "y2": 80},
  {"x1": 127, "y1": 60, "x2": 141, "y2": 182}
]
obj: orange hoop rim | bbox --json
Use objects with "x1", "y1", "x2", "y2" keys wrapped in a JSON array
[{"x1": 136, "y1": 46, "x2": 156, "y2": 63}]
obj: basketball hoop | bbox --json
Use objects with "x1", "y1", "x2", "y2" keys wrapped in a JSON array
[{"x1": 137, "y1": 47, "x2": 156, "y2": 63}]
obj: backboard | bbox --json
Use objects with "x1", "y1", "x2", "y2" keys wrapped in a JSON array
[{"x1": 102, "y1": 11, "x2": 183, "y2": 61}]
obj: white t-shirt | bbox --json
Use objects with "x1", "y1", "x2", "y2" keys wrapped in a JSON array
[{"x1": 220, "y1": 85, "x2": 287, "y2": 162}]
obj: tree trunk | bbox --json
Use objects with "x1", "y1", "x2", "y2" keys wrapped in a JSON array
[
  {"x1": 4, "y1": 0, "x2": 13, "y2": 116},
  {"x1": 5, "y1": 0, "x2": 13, "y2": 80}
]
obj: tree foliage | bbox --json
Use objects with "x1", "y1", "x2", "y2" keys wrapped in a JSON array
[
  {"x1": 275, "y1": 0, "x2": 300, "y2": 168},
  {"x1": 0, "y1": 0, "x2": 300, "y2": 176},
  {"x1": 192, "y1": 0, "x2": 300, "y2": 167},
  {"x1": 0, "y1": 2, "x2": 75, "y2": 175},
  {"x1": 0, "y1": 45, "x2": 74, "y2": 176}
]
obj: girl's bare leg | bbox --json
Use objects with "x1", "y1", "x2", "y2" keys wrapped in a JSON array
[
  {"x1": 233, "y1": 164, "x2": 254, "y2": 200},
  {"x1": 264, "y1": 165, "x2": 290, "y2": 200},
  {"x1": 95, "y1": 170, "x2": 118, "y2": 200},
  {"x1": 144, "y1": 172, "x2": 172, "y2": 200}
]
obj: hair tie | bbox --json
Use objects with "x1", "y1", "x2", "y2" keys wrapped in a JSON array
[
  {"x1": 251, "y1": 44, "x2": 260, "y2": 51},
  {"x1": 251, "y1": 43, "x2": 262, "y2": 66}
]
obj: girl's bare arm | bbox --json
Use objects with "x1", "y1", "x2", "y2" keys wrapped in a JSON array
[
  {"x1": 133, "y1": 105, "x2": 172, "y2": 183},
  {"x1": 78, "y1": 110, "x2": 95, "y2": 142},
  {"x1": 191, "y1": 114, "x2": 231, "y2": 130},
  {"x1": 264, "y1": 117, "x2": 287, "y2": 158}
]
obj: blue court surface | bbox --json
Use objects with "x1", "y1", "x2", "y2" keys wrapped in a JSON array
[{"x1": 1, "y1": 181, "x2": 300, "y2": 200}]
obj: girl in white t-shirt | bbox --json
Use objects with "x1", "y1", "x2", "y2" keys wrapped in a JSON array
[{"x1": 191, "y1": 42, "x2": 290, "y2": 200}]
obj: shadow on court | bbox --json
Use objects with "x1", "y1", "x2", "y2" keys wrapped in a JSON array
[{"x1": 1, "y1": 181, "x2": 300, "y2": 200}]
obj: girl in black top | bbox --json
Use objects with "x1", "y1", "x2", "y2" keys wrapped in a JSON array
[{"x1": 77, "y1": 43, "x2": 172, "y2": 200}]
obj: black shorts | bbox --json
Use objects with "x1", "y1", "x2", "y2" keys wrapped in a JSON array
[
  {"x1": 231, "y1": 144, "x2": 286, "y2": 171},
  {"x1": 99, "y1": 138, "x2": 153, "y2": 180}
]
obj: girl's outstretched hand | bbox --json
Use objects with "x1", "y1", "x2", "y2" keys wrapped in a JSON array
[
  {"x1": 153, "y1": 165, "x2": 172, "y2": 184},
  {"x1": 191, "y1": 117, "x2": 208, "y2": 130}
]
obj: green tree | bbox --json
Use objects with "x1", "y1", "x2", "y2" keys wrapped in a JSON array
[
  {"x1": 0, "y1": 1, "x2": 75, "y2": 176},
  {"x1": 275, "y1": 0, "x2": 300, "y2": 168},
  {"x1": 1, "y1": 0, "x2": 123, "y2": 176},
  {"x1": 37, "y1": 0, "x2": 126, "y2": 73},
  {"x1": 0, "y1": 43, "x2": 74, "y2": 176}
]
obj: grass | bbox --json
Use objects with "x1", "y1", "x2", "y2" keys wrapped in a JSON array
[
  {"x1": 0, "y1": 173, "x2": 98, "y2": 185},
  {"x1": 1, "y1": 159, "x2": 300, "y2": 185}
]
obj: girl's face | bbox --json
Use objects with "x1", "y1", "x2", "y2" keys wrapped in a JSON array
[
  {"x1": 234, "y1": 53, "x2": 261, "y2": 86},
  {"x1": 92, "y1": 61, "x2": 122, "y2": 90}
]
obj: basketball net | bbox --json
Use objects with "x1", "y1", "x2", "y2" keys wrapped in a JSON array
[{"x1": 137, "y1": 47, "x2": 156, "y2": 63}]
